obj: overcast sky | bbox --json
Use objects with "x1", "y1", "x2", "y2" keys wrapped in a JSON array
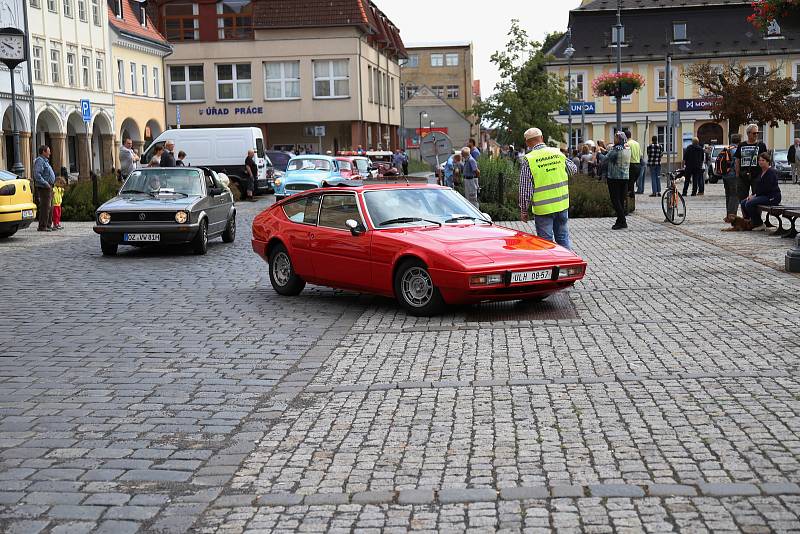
[{"x1": 379, "y1": 0, "x2": 578, "y2": 97}]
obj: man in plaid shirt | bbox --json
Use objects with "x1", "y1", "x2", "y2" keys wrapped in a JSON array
[{"x1": 646, "y1": 136, "x2": 664, "y2": 196}]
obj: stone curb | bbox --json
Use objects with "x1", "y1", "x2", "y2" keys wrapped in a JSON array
[{"x1": 251, "y1": 481, "x2": 798, "y2": 507}]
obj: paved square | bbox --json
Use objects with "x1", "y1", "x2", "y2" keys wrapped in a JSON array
[{"x1": 1, "y1": 182, "x2": 799, "y2": 532}]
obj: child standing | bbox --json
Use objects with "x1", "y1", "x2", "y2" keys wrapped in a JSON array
[{"x1": 52, "y1": 177, "x2": 66, "y2": 230}]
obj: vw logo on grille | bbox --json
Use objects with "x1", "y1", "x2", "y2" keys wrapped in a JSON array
[{"x1": 139, "y1": 213, "x2": 146, "y2": 221}]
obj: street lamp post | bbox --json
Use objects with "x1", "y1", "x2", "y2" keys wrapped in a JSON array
[
  {"x1": 400, "y1": 83, "x2": 406, "y2": 151},
  {"x1": 564, "y1": 29, "x2": 576, "y2": 153},
  {"x1": 418, "y1": 111, "x2": 428, "y2": 158},
  {"x1": 0, "y1": 27, "x2": 28, "y2": 178},
  {"x1": 615, "y1": 0, "x2": 623, "y2": 134}
]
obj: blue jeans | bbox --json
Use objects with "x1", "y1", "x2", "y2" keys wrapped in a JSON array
[
  {"x1": 534, "y1": 209, "x2": 572, "y2": 250},
  {"x1": 649, "y1": 165, "x2": 661, "y2": 194},
  {"x1": 741, "y1": 195, "x2": 776, "y2": 226},
  {"x1": 636, "y1": 163, "x2": 646, "y2": 193}
]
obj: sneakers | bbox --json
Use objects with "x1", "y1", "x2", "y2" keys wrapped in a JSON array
[{"x1": 612, "y1": 222, "x2": 628, "y2": 230}]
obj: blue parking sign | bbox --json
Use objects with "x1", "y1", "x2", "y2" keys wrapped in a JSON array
[{"x1": 80, "y1": 99, "x2": 91, "y2": 122}]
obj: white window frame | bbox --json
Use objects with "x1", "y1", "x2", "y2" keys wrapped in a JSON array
[
  {"x1": 95, "y1": 56, "x2": 104, "y2": 90},
  {"x1": 654, "y1": 67, "x2": 679, "y2": 101},
  {"x1": 32, "y1": 46, "x2": 43, "y2": 82},
  {"x1": 49, "y1": 46, "x2": 61, "y2": 85},
  {"x1": 445, "y1": 53, "x2": 459, "y2": 67},
  {"x1": 566, "y1": 71, "x2": 586, "y2": 102},
  {"x1": 77, "y1": 0, "x2": 86, "y2": 20},
  {"x1": 312, "y1": 59, "x2": 349, "y2": 99},
  {"x1": 264, "y1": 60, "x2": 300, "y2": 101},
  {"x1": 216, "y1": 63, "x2": 252, "y2": 101},
  {"x1": 570, "y1": 128, "x2": 584, "y2": 147},
  {"x1": 63, "y1": 0, "x2": 72, "y2": 17},
  {"x1": 30, "y1": 0, "x2": 40, "y2": 8},
  {"x1": 81, "y1": 52, "x2": 90, "y2": 88},
  {"x1": 114, "y1": 0, "x2": 122, "y2": 17},
  {"x1": 432, "y1": 85, "x2": 445, "y2": 98},
  {"x1": 747, "y1": 64, "x2": 767, "y2": 78},
  {"x1": 153, "y1": 66, "x2": 160, "y2": 97},
  {"x1": 130, "y1": 61, "x2": 137, "y2": 94},
  {"x1": 406, "y1": 54, "x2": 419, "y2": 68},
  {"x1": 446, "y1": 84, "x2": 459, "y2": 99},
  {"x1": 66, "y1": 52, "x2": 76, "y2": 86},
  {"x1": 47, "y1": 0, "x2": 57, "y2": 12},
  {"x1": 117, "y1": 59, "x2": 125, "y2": 92},
  {"x1": 140, "y1": 64, "x2": 148, "y2": 95},
  {"x1": 430, "y1": 53, "x2": 444, "y2": 67},
  {"x1": 657, "y1": 124, "x2": 676, "y2": 154},
  {"x1": 169, "y1": 64, "x2": 205, "y2": 103},
  {"x1": 91, "y1": 0, "x2": 100, "y2": 25}
]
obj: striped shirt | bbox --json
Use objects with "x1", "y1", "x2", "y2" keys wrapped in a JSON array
[{"x1": 519, "y1": 144, "x2": 577, "y2": 214}]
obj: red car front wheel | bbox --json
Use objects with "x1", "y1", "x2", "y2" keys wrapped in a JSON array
[{"x1": 393, "y1": 259, "x2": 445, "y2": 316}]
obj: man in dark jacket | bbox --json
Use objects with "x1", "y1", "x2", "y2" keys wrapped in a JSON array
[
  {"x1": 160, "y1": 140, "x2": 176, "y2": 167},
  {"x1": 682, "y1": 137, "x2": 705, "y2": 196},
  {"x1": 789, "y1": 138, "x2": 800, "y2": 184}
]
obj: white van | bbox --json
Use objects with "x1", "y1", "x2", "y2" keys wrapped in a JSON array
[{"x1": 141, "y1": 127, "x2": 273, "y2": 193}]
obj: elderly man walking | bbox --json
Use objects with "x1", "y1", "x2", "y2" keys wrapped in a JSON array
[
  {"x1": 33, "y1": 145, "x2": 57, "y2": 232},
  {"x1": 119, "y1": 137, "x2": 140, "y2": 179},
  {"x1": 461, "y1": 147, "x2": 480, "y2": 208},
  {"x1": 518, "y1": 128, "x2": 577, "y2": 249}
]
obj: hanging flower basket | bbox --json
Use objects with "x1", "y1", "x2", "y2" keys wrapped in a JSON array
[
  {"x1": 748, "y1": 0, "x2": 800, "y2": 31},
  {"x1": 592, "y1": 72, "x2": 646, "y2": 98}
]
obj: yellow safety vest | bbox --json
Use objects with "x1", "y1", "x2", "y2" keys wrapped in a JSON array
[{"x1": 525, "y1": 148, "x2": 570, "y2": 216}]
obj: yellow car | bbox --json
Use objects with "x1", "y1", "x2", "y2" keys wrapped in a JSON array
[{"x1": 0, "y1": 170, "x2": 37, "y2": 238}]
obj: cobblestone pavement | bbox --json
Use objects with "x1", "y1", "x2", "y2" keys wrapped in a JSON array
[{"x1": 1, "y1": 181, "x2": 799, "y2": 533}]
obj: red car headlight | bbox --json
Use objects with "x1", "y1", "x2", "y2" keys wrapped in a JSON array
[
  {"x1": 559, "y1": 265, "x2": 585, "y2": 279},
  {"x1": 470, "y1": 273, "x2": 504, "y2": 286}
]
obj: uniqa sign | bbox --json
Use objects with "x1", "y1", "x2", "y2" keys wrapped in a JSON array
[
  {"x1": 199, "y1": 106, "x2": 265, "y2": 116},
  {"x1": 558, "y1": 102, "x2": 596, "y2": 116}
]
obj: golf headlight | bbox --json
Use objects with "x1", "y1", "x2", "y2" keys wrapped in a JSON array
[
  {"x1": 559, "y1": 265, "x2": 585, "y2": 279},
  {"x1": 470, "y1": 273, "x2": 504, "y2": 286},
  {"x1": 175, "y1": 211, "x2": 189, "y2": 224},
  {"x1": 274, "y1": 178, "x2": 282, "y2": 186},
  {"x1": 98, "y1": 212, "x2": 111, "y2": 225}
]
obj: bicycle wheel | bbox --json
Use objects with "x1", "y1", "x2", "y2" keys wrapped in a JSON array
[{"x1": 662, "y1": 189, "x2": 687, "y2": 225}]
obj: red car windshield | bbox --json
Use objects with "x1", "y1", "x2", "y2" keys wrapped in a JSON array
[{"x1": 364, "y1": 188, "x2": 487, "y2": 227}]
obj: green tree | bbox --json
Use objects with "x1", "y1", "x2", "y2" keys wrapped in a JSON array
[
  {"x1": 684, "y1": 63, "x2": 800, "y2": 135},
  {"x1": 470, "y1": 20, "x2": 567, "y2": 147}
]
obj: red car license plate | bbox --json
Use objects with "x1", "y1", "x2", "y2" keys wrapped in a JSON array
[{"x1": 511, "y1": 269, "x2": 552, "y2": 284}]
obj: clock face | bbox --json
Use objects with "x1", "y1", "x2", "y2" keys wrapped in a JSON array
[{"x1": 0, "y1": 34, "x2": 25, "y2": 62}]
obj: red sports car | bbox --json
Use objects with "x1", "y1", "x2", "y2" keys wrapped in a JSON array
[{"x1": 251, "y1": 184, "x2": 587, "y2": 316}]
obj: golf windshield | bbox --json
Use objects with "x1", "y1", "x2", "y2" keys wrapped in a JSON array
[
  {"x1": 121, "y1": 169, "x2": 205, "y2": 196},
  {"x1": 365, "y1": 188, "x2": 487, "y2": 227},
  {"x1": 288, "y1": 159, "x2": 332, "y2": 171}
]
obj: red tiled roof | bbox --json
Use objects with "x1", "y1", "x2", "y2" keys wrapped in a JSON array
[
  {"x1": 253, "y1": 0, "x2": 406, "y2": 59},
  {"x1": 109, "y1": 0, "x2": 170, "y2": 47}
]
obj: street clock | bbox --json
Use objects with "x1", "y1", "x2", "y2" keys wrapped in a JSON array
[{"x1": 0, "y1": 27, "x2": 27, "y2": 68}]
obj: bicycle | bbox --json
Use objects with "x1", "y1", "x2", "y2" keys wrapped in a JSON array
[{"x1": 661, "y1": 170, "x2": 687, "y2": 225}]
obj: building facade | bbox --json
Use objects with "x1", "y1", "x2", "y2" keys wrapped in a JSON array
[
  {"x1": 402, "y1": 85, "x2": 473, "y2": 156},
  {"x1": 400, "y1": 42, "x2": 478, "y2": 146},
  {"x1": 1, "y1": 0, "x2": 33, "y2": 174},
  {"x1": 546, "y1": 0, "x2": 800, "y2": 163},
  {"x1": 109, "y1": 0, "x2": 171, "y2": 164},
  {"x1": 27, "y1": 0, "x2": 115, "y2": 178},
  {"x1": 152, "y1": 0, "x2": 405, "y2": 153}
]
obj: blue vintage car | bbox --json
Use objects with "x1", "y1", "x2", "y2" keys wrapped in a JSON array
[{"x1": 273, "y1": 155, "x2": 346, "y2": 200}]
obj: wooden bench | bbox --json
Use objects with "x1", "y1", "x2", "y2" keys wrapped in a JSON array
[{"x1": 758, "y1": 205, "x2": 800, "y2": 238}]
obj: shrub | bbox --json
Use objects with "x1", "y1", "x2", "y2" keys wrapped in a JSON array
[
  {"x1": 569, "y1": 174, "x2": 635, "y2": 218},
  {"x1": 407, "y1": 158, "x2": 432, "y2": 174},
  {"x1": 61, "y1": 176, "x2": 122, "y2": 221},
  {"x1": 477, "y1": 156, "x2": 520, "y2": 207}
]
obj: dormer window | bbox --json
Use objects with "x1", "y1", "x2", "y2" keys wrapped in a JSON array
[
  {"x1": 113, "y1": 0, "x2": 122, "y2": 17},
  {"x1": 136, "y1": 0, "x2": 147, "y2": 26},
  {"x1": 673, "y1": 22, "x2": 688, "y2": 42}
]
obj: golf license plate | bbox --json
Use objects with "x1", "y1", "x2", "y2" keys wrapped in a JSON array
[
  {"x1": 124, "y1": 233, "x2": 160, "y2": 242},
  {"x1": 21, "y1": 210, "x2": 34, "y2": 219},
  {"x1": 511, "y1": 269, "x2": 552, "y2": 284}
]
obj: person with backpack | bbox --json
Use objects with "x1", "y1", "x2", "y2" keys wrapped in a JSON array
[{"x1": 718, "y1": 134, "x2": 741, "y2": 223}]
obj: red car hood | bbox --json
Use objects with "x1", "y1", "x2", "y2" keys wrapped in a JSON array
[{"x1": 381, "y1": 224, "x2": 580, "y2": 269}]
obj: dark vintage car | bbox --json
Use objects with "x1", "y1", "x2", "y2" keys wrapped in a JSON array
[{"x1": 93, "y1": 167, "x2": 236, "y2": 256}]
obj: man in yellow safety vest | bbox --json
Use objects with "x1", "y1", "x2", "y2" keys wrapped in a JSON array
[{"x1": 518, "y1": 128, "x2": 577, "y2": 250}]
